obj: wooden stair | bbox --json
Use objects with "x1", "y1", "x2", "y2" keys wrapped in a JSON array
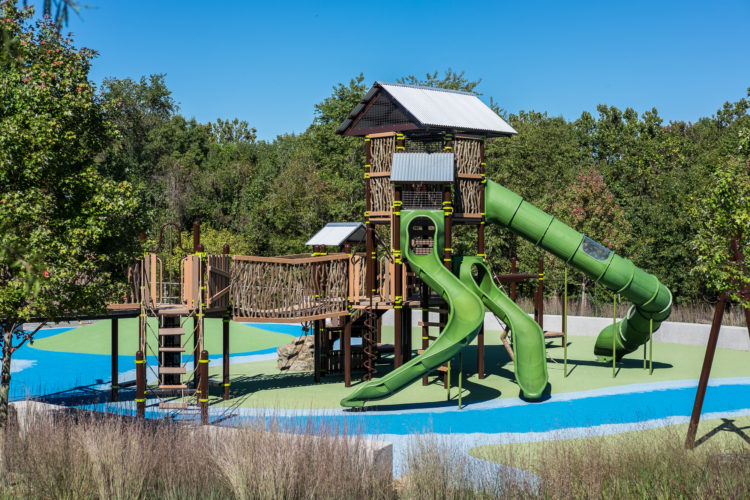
[
  {"x1": 159, "y1": 366, "x2": 187, "y2": 375},
  {"x1": 158, "y1": 327, "x2": 185, "y2": 336}
]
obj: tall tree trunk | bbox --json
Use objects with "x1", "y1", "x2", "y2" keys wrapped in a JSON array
[{"x1": 0, "y1": 324, "x2": 13, "y2": 428}]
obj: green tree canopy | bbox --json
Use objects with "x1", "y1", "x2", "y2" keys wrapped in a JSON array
[{"x1": 0, "y1": 1, "x2": 143, "y2": 425}]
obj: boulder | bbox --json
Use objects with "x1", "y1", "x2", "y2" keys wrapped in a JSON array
[{"x1": 277, "y1": 335, "x2": 315, "y2": 371}]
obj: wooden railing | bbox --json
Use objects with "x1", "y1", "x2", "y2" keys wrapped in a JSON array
[
  {"x1": 231, "y1": 254, "x2": 350, "y2": 322},
  {"x1": 111, "y1": 251, "x2": 411, "y2": 319}
]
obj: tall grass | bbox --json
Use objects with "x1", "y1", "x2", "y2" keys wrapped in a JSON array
[
  {"x1": 3, "y1": 405, "x2": 748, "y2": 498},
  {"x1": 1, "y1": 406, "x2": 394, "y2": 499},
  {"x1": 474, "y1": 424, "x2": 750, "y2": 499}
]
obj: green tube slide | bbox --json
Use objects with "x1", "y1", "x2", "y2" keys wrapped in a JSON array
[
  {"x1": 455, "y1": 256, "x2": 548, "y2": 399},
  {"x1": 340, "y1": 210, "x2": 485, "y2": 407},
  {"x1": 485, "y1": 180, "x2": 672, "y2": 360}
]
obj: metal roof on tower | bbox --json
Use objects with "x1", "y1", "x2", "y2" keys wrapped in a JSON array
[
  {"x1": 336, "y1": 81, "x2": 517, "y2": 137},
  {"x1": 390, "y1": 153, "x2": 455, "y2": 183}
]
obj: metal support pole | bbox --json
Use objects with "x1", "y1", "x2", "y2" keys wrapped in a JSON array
[
  {"x1": 537, "y1": 257, "x2": 544, "y2": 331},
  {"x1": 458, "y1": 351, "x2": 463, "y2": 410},
  {"x1": 199, "y1": 349, "x2": 209, "y2": 425},
  {"x1": 612, "y1": 294, "x2": 617, "y2": 378},
  {"x1": 686, "y1": 293, "x2": 728, "y2": 449},
  {"x1": 649, "y1": 318, "x2": 653, "y2": 375},
  {"x1": 477, "y1": 323, "x2": 485, "y2": 379},
  {"x1": 563, "y1": 267, "x2": 568, "y2": 377},
  {"x1": 222, "y1": 312, "x2": 230, "y2": 400},
  {"x1": 446, "y1": 360, "x2": 451, "y2": 400},
  {"x1": 135, "y1": 350, "x2": 145, "y2": 419},
  {"x1": 111, "y1": 317, "x2": 119, "y2": 402}
]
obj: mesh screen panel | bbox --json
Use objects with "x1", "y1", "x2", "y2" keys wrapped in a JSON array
[{"x1": 351, "y1": 93, "x2": 412, "y2": 132}]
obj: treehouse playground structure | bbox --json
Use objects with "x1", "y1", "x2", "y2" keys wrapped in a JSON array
[{"x1": 107, "y1": 82, "x2": 673, "y2": 422}]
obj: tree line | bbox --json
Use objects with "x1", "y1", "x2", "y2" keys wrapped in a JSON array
[{"x1": 93, "y1": 71, "x2": 749, "y2": 306}]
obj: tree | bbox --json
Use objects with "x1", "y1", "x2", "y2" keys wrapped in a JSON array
[
  {"x1": 692, "y1": 120, "x2": 750, "y2": 305},
  {"x1": 397, "y1": 69, "x2": 482, "y2": 94},
  {"x1": 0, "y1": 2, "x2": 142, "y2": 425}
]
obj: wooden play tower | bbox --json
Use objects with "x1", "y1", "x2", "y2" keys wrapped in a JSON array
[{"x1": 333, "y1": 81, "x2": 517, "y2": 385}]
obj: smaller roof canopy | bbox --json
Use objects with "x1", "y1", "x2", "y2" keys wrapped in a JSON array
[
  {"x1": 306, "y1": 222, "x2": 366, "y2": 247},
  {"x1": 391, "y1": 153, "x2": 454, "y2": 183}
]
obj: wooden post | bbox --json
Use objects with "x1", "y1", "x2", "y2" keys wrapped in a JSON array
[
  {"x1": 111, "y1": 317, "x2": 119, "y2": 402},
  {"x1": 199, "y1": 349, "x2": 209, "y2": 425},
  {"x1": 403, "y1": 305, "x2": 412, "y2": 362},
  {"x1": 193, "y1": 315, "x2": 199, "y2": 387},
  {"x1": 135, "y1": 350, "x2": 145, "y2": 419},
  {"x1": 510, "y1": 257, "x2": 518, "y2": 302},
  {"x1": 477, "y1": 140, "x2": 486, "y2": 379},
  {"x1": 344, "y1": 315, "x2": 352, "y2": 387},
  {"x1": 685, "y1": 293, "x2": 728, "y2": 449},
  {"x1": 442, "y1": 186, "x2": 452, "y2": 270},
  {"x1": 363, "y1": 136, "x2": 376, "y2": 382},
  {"x1": 222, "y1": 312, "x2": 230, "y2": 400},
  {"x1": 313, "y1": 320, "x2": 321, "y2": 383},
  {"x1": 686, "y1": 238, "x2": 750, "y2": 448},
  {"x1": 421, "y1": 281, "x2": 430, "y2": 386},
  {"x1": 393, "y1": 185, "x2": 403, "y2": 368}
]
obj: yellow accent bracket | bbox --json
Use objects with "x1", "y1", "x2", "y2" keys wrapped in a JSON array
[
  {"x1": 199, "y1": 398, "x2": 209, "y2": 403},
  {"x1": 135, "y1": 398, "x2": 146, "y2": 403}
]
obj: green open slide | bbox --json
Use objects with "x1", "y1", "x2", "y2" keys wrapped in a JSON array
[
  {"x1": 455, "y1": 255, "x2": 548, "y2": 399},
  {"x1": 340, "y1": 180, "x2": 671, "y2": 407}
]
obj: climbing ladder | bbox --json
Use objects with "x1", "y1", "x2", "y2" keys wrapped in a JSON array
[{"x1": 135, "y1": 250, "x2": 209, "y2": 422}]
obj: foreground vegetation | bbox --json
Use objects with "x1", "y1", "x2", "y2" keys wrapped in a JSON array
[
  {"x1": 472, "y1": 415, "x2": 750, "y2": 499},
  {"x1": 2, "y1": 406, "x2": 748, "y2": 499}
]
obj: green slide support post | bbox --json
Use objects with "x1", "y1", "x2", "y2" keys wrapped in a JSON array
[
  {"x1": 456, "y1": 255, "x2": 548, "y2": 399},
  {"x1": 484, "y1": 180, "x2": 672, "y2": 361},
  {"x1": 340, "y1": 210, "x2": 485, "y2": 408}
]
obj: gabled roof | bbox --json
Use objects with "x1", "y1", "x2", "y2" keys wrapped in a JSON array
[
  {"x1": 391, "y1": 153, "x2": 454, "y2": 183},
  {"x1": 336, "y1": 81, "x2": 517, "y2": 137},
  {"x1": 306, "y1": 222, "x2": 366, "y2": 247}
]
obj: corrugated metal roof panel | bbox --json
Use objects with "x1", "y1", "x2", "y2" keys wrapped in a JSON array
[
  {"x1": 306, "y1": 222, "x2": 366, "y2": 247},
  {"x1": 391, "y1": 153, "x2": 454, "y2": 183},
  {"x1": 379, "y1": 82, "x2": 517, "y2": 136}
]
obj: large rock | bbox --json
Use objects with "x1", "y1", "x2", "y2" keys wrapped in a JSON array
[{"x1": 277, "y1": 335, "x2": 315, "y2": 371}]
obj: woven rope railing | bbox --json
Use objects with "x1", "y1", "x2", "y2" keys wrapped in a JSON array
[{"x1": 231, "y1": 254, "x2": 350, "y2": 322}]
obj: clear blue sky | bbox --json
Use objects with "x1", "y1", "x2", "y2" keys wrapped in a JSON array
[{"x1": 47, "y1": 0, "x2": 750, "y2": 141}]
